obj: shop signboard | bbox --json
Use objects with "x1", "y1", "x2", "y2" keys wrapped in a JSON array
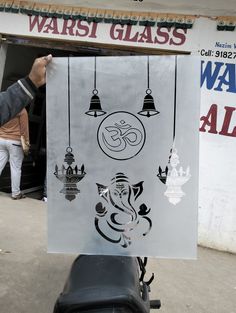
[{"x1": 0, "y1": 11, "x2": 198, "y2": 51}]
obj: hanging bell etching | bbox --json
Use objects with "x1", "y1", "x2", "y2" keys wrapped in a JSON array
[
  {"x1": 138, "y1": 56, "x2": 160, "y2": 118},
  {"x1": 138, "y1": 89, "x2": 160, "y2": 117},
  {"x1": 85, "y1": 57, "x2": 106, "y2": 117},
  {"x1": 85, "y1": 89, "x2": 106, "y2": 117}
]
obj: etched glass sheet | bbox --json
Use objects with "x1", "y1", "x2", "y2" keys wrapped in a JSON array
[{"x1": 47, "y1": 56, "x2": 200, "y2": 258}]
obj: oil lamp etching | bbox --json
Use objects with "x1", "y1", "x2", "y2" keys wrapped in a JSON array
[
  {"x1": 54, "y1": 57, "x2": 86, "y2": 202},
  {"x1": 157, "y1": 56, "x2": 191, "y2": 205},
  {"x1": 163, "y1": 144, "x2": 191, "y2": 205}
]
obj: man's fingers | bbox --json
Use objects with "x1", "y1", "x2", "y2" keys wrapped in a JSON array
[
  {"x1": 29, "y1": 54, "x2": 52, "y2": 87},
  {"x1": 41, "y1": 54, "x2": 52, "y2": 65}
]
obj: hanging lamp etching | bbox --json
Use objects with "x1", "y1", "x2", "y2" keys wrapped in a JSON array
[
  {"x1": 85, "y1": 57, "x2": 106, "y2": 117},
  {"x1": 54, "y1": 57, "x2": 86, "y2": 202},
  {"x1": 164, "y1": 144, "x2": 191, "y2": 205},
  {"x1": 138, "y1": 56, "x2": 160, "y2": 117},
  {"x1": 157, "y1": 56, "x2": 191, "y2": 205}
]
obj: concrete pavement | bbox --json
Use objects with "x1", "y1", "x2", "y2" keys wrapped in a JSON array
[{"x1": 0, "y1": 192, "x2": 235, "y2": 313}]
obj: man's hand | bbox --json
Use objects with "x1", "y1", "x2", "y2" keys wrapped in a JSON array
[{"x1": 28, "y1": 54, "x2": 52, "y2": 88}]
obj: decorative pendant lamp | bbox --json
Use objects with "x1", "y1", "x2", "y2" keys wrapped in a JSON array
[
  {"x1": 164, "y1": 143, "x2": 191, "y2": 205},
  {"x1": 138, "y1": 56, "x2": 160, "y2": 117},
  {"x1": 85, "y1": 57, "x2": 106, "y2": 117},
  {"x1": 54, "y1": 57, "x2": 86, "y2": 202},
  {"x1": 157, "y1": 56, "x2": 191, "y2": 205}
]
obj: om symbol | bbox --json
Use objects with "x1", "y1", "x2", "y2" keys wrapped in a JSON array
[{"x1": 97, "y1": 111, "x2": 146, "y2": 160}]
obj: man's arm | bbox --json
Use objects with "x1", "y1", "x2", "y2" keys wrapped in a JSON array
[
  {"x1": 0, "y1": 78, "x2": 36, "y2": 126},
  {"x1": 0, "y1": 54, "x2": 52, "y2": 127}
]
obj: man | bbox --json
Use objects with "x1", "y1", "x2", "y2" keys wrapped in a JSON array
[
  {"x1": 0, "y1": 54, "x2": 52, "y2": 126},
  {"x1": 0, "y1": 108, "x2": 29, "y2": 199}
]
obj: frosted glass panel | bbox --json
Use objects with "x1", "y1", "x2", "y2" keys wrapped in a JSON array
[{"x1": 47, "y1": 55, "x2": 200, "y2": 258}]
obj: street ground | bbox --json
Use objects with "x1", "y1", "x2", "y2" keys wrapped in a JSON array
[{"x1": 0, "y1": 192, "x2": 235, "y2": 313}]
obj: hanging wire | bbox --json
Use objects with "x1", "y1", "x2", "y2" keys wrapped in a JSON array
[
  {"x1": 146, "y1": 55, "x2": 151, "y2": 94},
  {"x1": 173, "y1": 56, "x2": 177, "y2": 141},
  {"x1": 93, "y1": 56, "x2": 98, "y2": 94},
  {"x1": 67, "y1": 57, "x2": 71, "y2": 150},
  {"x1": 94, "y1": 57, "x2": 96, "y2": 89}
]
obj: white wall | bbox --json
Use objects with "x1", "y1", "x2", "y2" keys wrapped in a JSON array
[{"x1": 196, "y1": 19, "x2": 236, "y2": 253}]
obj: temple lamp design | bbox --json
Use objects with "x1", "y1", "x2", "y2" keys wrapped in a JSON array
[
  {"x1": 85, "y1": 57, "x2": 106, "y2": 117},
  {"x1": 163, "y1": 144, "x2": 191, "y2": 205},
  {"x1": 157, "y1": 56, "x2": 191, "y2": 205},
  {"x1": 138, "y1": 56, "x2": 160, "y2": 117},
  {"x1": 54, "y1": 57, "x2": 86, "y2": 202}
]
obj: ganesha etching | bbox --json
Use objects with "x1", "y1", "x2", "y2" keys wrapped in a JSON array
[{"x1": 95, "y1": 172, "x2": 152, "y2": 248}]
